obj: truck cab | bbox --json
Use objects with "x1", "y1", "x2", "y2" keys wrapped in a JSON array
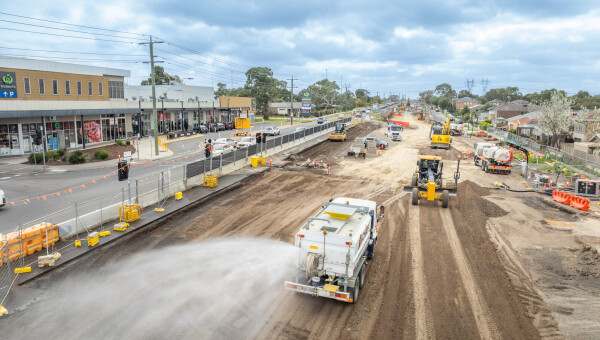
[
  {"x1": 386, "y1": 124, "x2": 403, "y2": 141},
  {"x1": 284, "y1": 197, "x2": 381, "y2": 303}
]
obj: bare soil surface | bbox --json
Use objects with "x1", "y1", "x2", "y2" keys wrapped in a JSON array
[{"x1": 3, "y1": 113, "x2": 599, "y2": 339}]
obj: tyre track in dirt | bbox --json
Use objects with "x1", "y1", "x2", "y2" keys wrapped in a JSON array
[
  {"x1": 408, "y1": 203, "x2": 436, "y2": 339},
  {"x1": 439, "y1": 208, "x2": 500, "y2": 340}
]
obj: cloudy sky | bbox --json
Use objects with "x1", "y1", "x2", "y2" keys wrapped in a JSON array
[{"x1": 2, "y1": 1, "x2": 600, "y2": 97}]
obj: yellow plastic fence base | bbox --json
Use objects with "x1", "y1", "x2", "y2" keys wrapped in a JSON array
[
  {"x1": 87, "y1": 232, "x2": 99, "y2": 247},
  {"x1": 203, "y1": 175, "x2": 218, "y2": 187},
  {"x1": 0, "y1": 305, "x2": 7, "y2": 317},
  {"x1": 74, "y1": 240, "x2": 82, "y2": 247},
  {"x1": 98, "y1": 231, "x2": 111, "y2": 237},
  {"x1": 119, "y1": 204, "x2": 141, "y2": 223},
  {"x1": 175, "y1": 192, "x2": 183, "y2": 200},
  {"x1": 14, "y1": 266, "x2": 31, "y2": 274},
  {"x1": 114, "y1": 222, "x2": 129, "y2": 232},
  {"x1": 154, "y1": 208, "x2": 165, "y2": 213}
]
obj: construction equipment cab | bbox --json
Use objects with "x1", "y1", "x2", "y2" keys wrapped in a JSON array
[
  {"x1": 385, "y1": 124, "x2": 403, "y2": 141},
  {"x1": 329, "y1": 123, "x2": 347, "y2": 141},
  {"x1": 430, "y1": 118, "x2": 451, "y2": 149},
  {"x1": 284, "y1": 197, "x2": 381, "y2": 303}
]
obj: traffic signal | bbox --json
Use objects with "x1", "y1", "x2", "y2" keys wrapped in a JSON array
[
  {"x1": 262, "y1": 133, "x2": 267, "y2": 143},
  {"x1": 35, "y1": 129, "x2": 42, "y2": 145},
  {"x1": 256, "y1": 133, "x2": 262, "y2": 143}
]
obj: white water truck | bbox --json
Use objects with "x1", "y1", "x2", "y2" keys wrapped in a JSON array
[{"x1": 284, "y1": 197, "x2": 382, "y2": 303}]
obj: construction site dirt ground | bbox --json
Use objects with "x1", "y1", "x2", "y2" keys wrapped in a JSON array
[{"x1": 1, "y1": 114, "x2": 599, "y2": 339}]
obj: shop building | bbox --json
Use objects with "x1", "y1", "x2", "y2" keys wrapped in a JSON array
[
  {"x1": 0, "y1": 57, "x2": 223, "y2": 157},
  {"x1": 218, "y1": 96, "x2": 256, "y2": 122}
]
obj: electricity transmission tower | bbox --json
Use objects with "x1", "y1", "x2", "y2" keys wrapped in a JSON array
[
  {"x1": 480, "y1": 78, "x2": 490, "y2": 94},
  {"x1": 465, "y1": 79, "x2": 475, "y2": 94}
]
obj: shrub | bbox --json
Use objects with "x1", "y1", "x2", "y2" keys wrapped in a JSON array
[
  {"x1": 57, "y1": 149, "x2": 66, "y2": 158},
  {"x1": 28, "y1": 153, "x2": 44, "y2": 164},
  {"x1": 46, "y1": 151, "x2": 61, "y2": 161},
  {"x1": 116, "y1": 140, "x2": 125, "y2": 146},
  {"x1": 125, "y1": 140, "x2": 131, "y2": 145},
  {"x1": 68, "y1": 150, "x2": 86, "y2": 164},
  {"x1": 94, "y1": 149, "x2": 109, "y2": 160}
]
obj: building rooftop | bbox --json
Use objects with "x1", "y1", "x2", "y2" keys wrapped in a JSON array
[{"x1": 0, "y1": 56, "x2": 130, "y2": 77}]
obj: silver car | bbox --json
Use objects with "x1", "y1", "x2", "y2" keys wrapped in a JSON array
[{"x1": 263, "y1": 126, "x2": 280, "y2": 136}]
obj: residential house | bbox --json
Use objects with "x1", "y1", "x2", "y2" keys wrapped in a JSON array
[
  {"x1": 454, "y1": 97, "x2": 479, "y2": 110},
  {"x1": 572, "y1": 110, "x2": 600, "y2": 142},
  {"x1": 269, "y1": 102, "x2": 303, "y2": 115},
  {"x1": 492, "y1": 100, "x2": 539, "y2": 120},
  {"x1": 489, "y1": 99, "x2": 504, "y2": 106}
]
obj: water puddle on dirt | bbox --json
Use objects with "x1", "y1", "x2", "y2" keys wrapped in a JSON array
[{"x1": 14, "y1": 238, "x2": 298, "y2": 339}]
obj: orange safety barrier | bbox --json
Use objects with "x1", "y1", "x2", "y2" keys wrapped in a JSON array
[
  {"x1": 570, "y1": 195, "x2": 590, "y2": 212},
  {"x1": 0, "y1": 223, "x2": 59, "y2": 267},
  {"x1": 552, "y1": 190, "x2": 572, "y2": 205}
]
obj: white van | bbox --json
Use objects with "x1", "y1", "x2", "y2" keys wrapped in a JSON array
[
  {"x1": 0, "y1": 189, "x2": 5, "y2": 207},
  {"x1": 386, "y1": 124, "x2": 403, "y2": 141}
]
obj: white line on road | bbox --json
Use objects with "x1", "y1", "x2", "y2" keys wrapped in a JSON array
[{"x1": 0, "y1": 177, "x2": 11, "y2": 180}]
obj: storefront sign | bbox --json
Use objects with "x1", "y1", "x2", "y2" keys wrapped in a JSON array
[
  {"x1": 9, "y1": 124, "x2": 18, "y2": 134},
  {"x1": 0, "y1": 71, "x2": 18, "y2": 98},
  {"x1": 301, "y1": 90, "x2": 312, "y2": 114}
]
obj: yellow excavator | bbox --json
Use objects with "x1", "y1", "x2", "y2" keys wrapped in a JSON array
[
  {"x1": 430, "y1": 117, "x2": 451, "y2": 149},
  {"x1": 329, "y1": 123, "x2": 347, "y2": 141}
]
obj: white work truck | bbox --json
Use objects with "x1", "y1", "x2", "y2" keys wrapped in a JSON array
[
  {"x1": 284, "y1": 197, "x2": 382, "y2": 303},
  {"x1": 385, "y1": 124, "x2": 403, "y2": 141}
]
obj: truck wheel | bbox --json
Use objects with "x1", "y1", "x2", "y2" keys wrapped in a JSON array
[
  {"x1": 442, "y1": 190, "x2": 449, "y2": 208},
  {"x1": 412, "y1": 188, "x2": 419, "y2": 205},
  {"x1": 353, "y1": 275, "x2": 360, "y2": 303},
  {"x1": 474, "y1": 157, "x2": 478, "y2": 165},
  {"x1": 481, "y1": 161, "x2": 486, "y2": 171},
  {"x1": 359, "y1": 265, "x2": 366, "y2": 288},
  {"x1": 411, "y1": 173, "x2": 418, "y2": 187},
  {"x1": 484, "y1": 163, "x2": 488, "y2": 172}
]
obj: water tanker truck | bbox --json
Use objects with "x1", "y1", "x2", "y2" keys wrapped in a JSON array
[
  {"x1": 474, "y1": 142, "x2": 513, "y2": 174},
  {"x1": 284, "y1": 197, "x2": 382, "y2": 303}
]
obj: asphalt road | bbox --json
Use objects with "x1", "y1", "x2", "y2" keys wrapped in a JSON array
[{"x1": 0, "y1": 116, "x2": 341, "y2": 234}]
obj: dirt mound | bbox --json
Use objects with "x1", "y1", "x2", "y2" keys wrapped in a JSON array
[
  {"x1": 458, "y1": 180, "x2": 492, "y2": 198},
  {"x1": 418, "y1": 145, "x2": 462, "y2": 160}
]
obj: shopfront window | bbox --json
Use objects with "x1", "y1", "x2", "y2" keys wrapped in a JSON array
[
  {"x1": 0, "y1": 124, "x2": 21, "y2": 155},
  {"x1": 77, "y1": 120, "x2": 102, "y2": 145}
]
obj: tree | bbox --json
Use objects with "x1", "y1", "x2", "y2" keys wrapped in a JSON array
[
  {"x1": 214, "y1": 82, "x2": 230, "y2": 99},
  {"x1": 457, "y1": 90, "x2": 474, "y2": 98},
  {"x1": 438, "y1": 97, "x2": 452, "y2": 111},
  {"x1": 338, "y1": 91, "x2": 356, "y2": 111},
  {"x1": 244, "y1": 67, "x2": 284, "y2": 119},
  {"x1": 538, "y1": 91, "x2": 574, "y2": 147},
  {"x1": 434, "y1": 83, "x2": 456, "y2": 99},
  {"x1": 355, "y1": 89, "x2": 370, "y2": 103},
  {"x1": 460, "y1": 106, "x2": 470, "y2": 115},
  {"x1": 419, "y1": 90, "x2": 434, "y2": 104},
  {"x1": 484, "y1": 87, "x2": 522, "y2": 102},
  {"x1": 389, "y1": 94, "x2": 400, "y2": 102},
  {"x1": 141, "y1": 66, "x2": 182, "y2": 85},
  {"x1": 309, "y1": 79, "x2": 340, "y2": 112}
]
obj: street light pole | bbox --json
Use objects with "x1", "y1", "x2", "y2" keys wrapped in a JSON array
[{"x1": 227, "y1": 99, "x2": 231, "y2": 123}]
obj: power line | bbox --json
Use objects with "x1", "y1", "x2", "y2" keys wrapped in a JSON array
[
  {"x1": 162, "y1": 58, "x2": 247, "y2": 82},
  {"x1": 0, "y1": 46, "x2": 146, "y2": 56},
  {"x1": 0, "y1": 11, "x2": 146, "y2": 37},
  {"x1": 0, "y1": 54, "x2": 144, "y2": 63},
  {"x1": 0, "y1": 18, "x2": 147, "y2": 41},
  {"x1": 154, "y1": 47, "x2": 246, "y2": 75},
  {"x1": 161, "y1": 40, "x2": 249, "y2": 71},
  {"x1": 0, "y1": 26, "x2": 140, "y2": 44}
]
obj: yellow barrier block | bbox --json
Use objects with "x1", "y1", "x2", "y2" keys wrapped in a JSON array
[
  {"x1": 114, "y1": 222, "x2": 129, "y2": 232},
  {"x1": 74, "y1": 240, "x2": 82, "y2": 247},
  {"x1": 87, "y1": 232, "x2": 99, "y2": 247},
  {"x1": 119, "y1": 204, "x2": 141, "y2": 222},
  {"x1": 257, "y1": 157, "x2": 266, "y2": 166},
  {"x1": 204, "y1": 175, "x2": 218, "y2": 187},
  {"x1": 14, "y1": 266, "x2": 31, "y2": 274},
  {"x1": 98, "y1": 231, "x2": 111, "y2": 237},
  {"x1": 154, "y1": 208, "x2": 165, "y2": 213},
  {"x1": 175, "y1": 192, "x2": 183, "y2": 200},
  {"x1": 0, "y1": 305, "x2": 7, "y2": 317}
]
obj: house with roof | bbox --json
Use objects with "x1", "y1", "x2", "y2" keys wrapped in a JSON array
[
  {"x1": 489, "y1": 99, "x2": 504, "y2": 106},
  {"x1": 454, "y1": 97, "x2": 479, "y2": 110},
  {"x1": 572, "y1": 110, "x2": 600, "y2": 142},
  {"x1": 492, "y1": 100, "x2": 539, "y2": 120}
]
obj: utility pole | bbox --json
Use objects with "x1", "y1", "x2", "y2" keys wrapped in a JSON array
[
  {"x1": 288, "y1": 76, "x2": 296, "y2": 125},
  {"x1": 140, "y1": 35, "x2": 163, "y2": 156}
]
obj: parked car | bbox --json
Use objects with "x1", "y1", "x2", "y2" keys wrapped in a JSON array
[
  {"x1": 211, "y1": 144, "x2": 235, "y2": 156},
  {"x1": 193, "y1": 125, "x2": 208, "y2": 133},
  {"x1": 224, "y1": 121, "x2": 235, "y2": 130},
  {"x1": 236, "y1": 136, "x2": 257, "y2": 148},
  {"x1": 263, "y1": 126, "x2": 280, "y2": 136},
  {"x1": 0, "y1": 189, "x2": 5, "y2": 207},
  {"x1": 213, "y1": 137, "x2": 236, "y2": 146},
  {"x1": 317, "y1": 117, "x2": 325, "y2": 124},
  {"x1": 217, "y1": 123, "x2": 226, "y2": 131},
  {"x1": 295, "y1": 127, "x2": 307, "y2": 133},
  {"x1": 364, "y1": 136, "x2": 389, "y2": 149},
  {"x1": 209, "y1": 123, "x2": 219, "y2": 132}
]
